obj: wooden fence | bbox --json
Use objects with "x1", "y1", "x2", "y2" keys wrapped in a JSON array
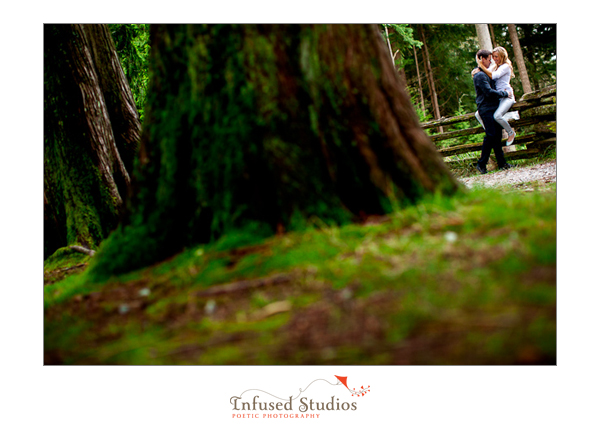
[{"x1": 421, "y1": 85, "x2": 556, "y2": 164}]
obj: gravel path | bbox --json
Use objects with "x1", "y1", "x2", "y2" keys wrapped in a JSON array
[{"x1": 458, "y1": 160, "x2": 556, "y2": 189}]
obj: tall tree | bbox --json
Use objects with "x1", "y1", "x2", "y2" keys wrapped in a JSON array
[
  {"x1": 413, "y1": 44, "x2": 426, "y2": 113},
  {"x1": 508, "y1": 24, "x2": 533, "y2": 94},
  {"x1": 44, "y1": 24, "x2": 141, "y2": 258},
  {"x1": 401, "y1": 25, "x2": 469, "y2": 117},
  {"x1": 418, "y1": 25, "x2": 442, "y2": 133},
  {"x1": 384, "y1": 25, "x2": 396, "y2": 64},
  {"x1": 488, "y1": 24, "x2": 497, "y2": 48},
  {"x1": 475, "y1": 24, "x2": 493, "y2": 51},
  {"x1": 89, "y1": 24, "x2": 460, "y2": 278},
  {"x1": 518, "y1": 24, "x2": 556, "y2": 90},
  {"x1": 382, "y1": 25, "x2": 405, "y2": 86},
  {"x1": 381, "y1": 24, "x2": 422, "y2": 91}
]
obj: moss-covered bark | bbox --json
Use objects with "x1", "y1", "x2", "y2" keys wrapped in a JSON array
[
  {"x1": 83, "y1": 25, "x2": 141, "y2": 174},
  {"x1": 44, "y1": 24, "x2": 141, "y2": 258},
  {"x1": 89, "y1": 24, "x2": 460, "y2": 278}
]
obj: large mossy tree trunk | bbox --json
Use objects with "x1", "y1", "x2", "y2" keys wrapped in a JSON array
[
  {"x1": 44, "y1": 24, "x2": 141, "y2": 258},
  {"x1": 90, "y1": 24, "x2": 460, "y2": 278},
  {"x1": 81, "y1": 24, "x2": 142, "y2": 173}
]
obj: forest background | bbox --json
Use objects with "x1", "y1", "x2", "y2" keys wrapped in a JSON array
[{"x1": 108, "y1": 23, "x2": 557, "y2": 144}]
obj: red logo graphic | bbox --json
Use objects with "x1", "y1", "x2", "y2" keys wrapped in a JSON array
[{"x1": 334, "y1": 375, "x2": 371, "y2": 397}]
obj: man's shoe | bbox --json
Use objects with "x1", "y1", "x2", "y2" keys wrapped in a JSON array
[
  {"x1": 500, "y1": 163, "x2": 515, "y2": 171},
  {"x1": 476, "y1": 164, "x2": 488, "y2": 174}
]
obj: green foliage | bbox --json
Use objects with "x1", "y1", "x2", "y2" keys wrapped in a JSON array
[
  {"x1": 380, "y1": 24, "x2": 422, "y2": 71},
  {"x1": 109, "y1": 24, "x2": 150, "y2": 122},
  {"x1": 489, "y1": 24, "x2": 556, "y2": 98},
  {"x1": 211, "y1": 222, "x2": 274, "y2": 252},
  {"x1": 402, "y1": 24, "x2": 479, "y2": 117},
  {"x1": 439, "y1": 96, "x2": 481, "y2": 149},
  {"x1": 409, "y1": 99, "x2": 432, "y2": 124}
]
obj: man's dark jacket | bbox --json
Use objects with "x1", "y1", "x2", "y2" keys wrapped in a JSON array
[{"x1": 473, "y1": 68, "x2": 508, "y2": 115}]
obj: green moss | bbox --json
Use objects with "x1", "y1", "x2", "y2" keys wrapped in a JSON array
[
  {"x1": 44, "y1": 247, "x2": 90, "y2": 272},
  {"x1": 44, "y1": 271, "x2": 93, "y2": 308},
  {"x1": 45, "y1": 185, "x2": 556, "y2": 364},
  {"x1": 44, "y1": 25, "x2": 122, "y2": 257}
]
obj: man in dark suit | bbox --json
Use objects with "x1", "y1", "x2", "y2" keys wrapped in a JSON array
[{"x1": 473, "y1": 49, "x2": 514, "y2": 174}]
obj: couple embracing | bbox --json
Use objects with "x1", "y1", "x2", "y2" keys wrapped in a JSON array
[{"x1": 472, "y1": 47, "x2": 519, "y2": 174}]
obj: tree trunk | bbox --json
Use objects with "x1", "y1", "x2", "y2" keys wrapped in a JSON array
[
  {"x1": 488, "y1": 24, "x2": 497, "y2": 48},
  {"x1": 418, "y1": 26, "x2": 442, "y2": 133},
  {"x1": 397, "y1": 56, "x2": 407, "y2": 88},
  {"x1": 384, "y1": 25, "x2": 394, "y2": 64},
  {"x1": 413, "y1": 44, "x2": 426, "y2": 113},
  {"x1": 44, "y1": 24, "x2": 140, "y2": 258},
  {"x1": 475, "y1": 24, "x2": 493, "y2": 51},
  {"x1": 508, "y1": 24, "x2": 533, "y2": 94},
  {"x1": 384, "y1": 25, "x2": 406, "y2": 88},
  {"x1": 89, "y1": 24, "x2": 460, "y2": 278},
  {"x1": 82, "y1": 25, "x2": 142, "y2": 174}
]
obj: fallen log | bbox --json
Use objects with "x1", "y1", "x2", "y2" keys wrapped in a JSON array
[
  {"x1": 439, "y1": 133, "x2": 553, "y2": 157},
  {"x1": 423, "y1": 85, "x2": 556, "y2": 132},
  {"x1": 526, "y1": 137, "x2": 557, "y2": 151},
  {"x1": 520, "y1": 85, "x2": 556, "y2": 101},
  {"x1": 520, "y1": 104, "x2": 556, "y2": 118},
  {"x1": 421, "y1": 112, "x2": 476, "y2": 130}
]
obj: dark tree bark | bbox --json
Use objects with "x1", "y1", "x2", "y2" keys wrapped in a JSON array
[
  {"x1": 44, "y1": 24, "x2": 141, "y2": 258},
  {"x1": 89, "y1": 24, "x2": 460, "y2": 278},
  {"x1": 82, "y1": 25, "x2": 142, "y2": 173}
]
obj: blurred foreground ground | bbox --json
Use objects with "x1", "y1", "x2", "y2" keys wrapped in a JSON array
[{"x1": 44, "y1": 177, "x2": 556, "y2": 365}]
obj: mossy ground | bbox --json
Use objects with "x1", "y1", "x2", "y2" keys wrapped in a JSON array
[{"x1": 44, "y1": 182, "x2": 556, "y2": 365}]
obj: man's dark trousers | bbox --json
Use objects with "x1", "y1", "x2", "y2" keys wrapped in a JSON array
[{"x1": 477, "y1": 110, "x2": 507, "y2": 171}]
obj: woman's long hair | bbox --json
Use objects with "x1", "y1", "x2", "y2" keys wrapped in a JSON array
[{"x1": 491, "y1": 46, "x2": 515, "y2": 78}]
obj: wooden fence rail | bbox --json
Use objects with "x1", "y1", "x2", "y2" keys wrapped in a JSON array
[{"x1": 421, "y1": 85, "x2": 556, "y2": 164}]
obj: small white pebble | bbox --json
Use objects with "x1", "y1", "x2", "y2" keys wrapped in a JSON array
[
  {"x1": 205, "y1": 299, "x2": 216, "y2": 315},
  {"x1": 341, "y1": 288, "x2": 353, "y2": 300},
  {"x1": 118, "y1": 304, "x2": 129, "y2": 314},
  {"x1": 138, "y1": 288, "x2": 150, "y2": 297},
  {"x1": 444, "y1": 231, "x2": 458, "y2": 243}
]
